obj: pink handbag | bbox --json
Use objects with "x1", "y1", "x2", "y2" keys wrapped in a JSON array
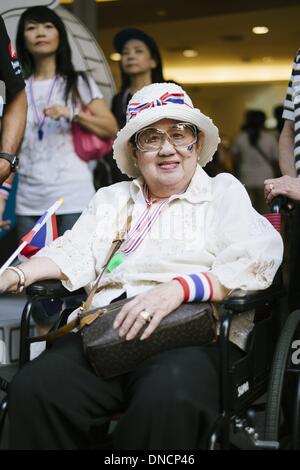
[{"x1": 71, "y1": 107, "x2": 113, "y2": 162}]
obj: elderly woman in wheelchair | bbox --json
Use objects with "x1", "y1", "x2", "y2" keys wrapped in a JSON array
[{"x1": 0, "y1": 83, "x2": 283, "y2": 450}]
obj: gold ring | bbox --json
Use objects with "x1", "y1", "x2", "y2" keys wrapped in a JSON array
[{"x1": 140, "y1": 310, "x2": 152, "y2": 323}]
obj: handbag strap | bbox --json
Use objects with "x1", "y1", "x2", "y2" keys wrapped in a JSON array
[{"x1": 31, "y1": 201, "x2": 133, "y2": 343}]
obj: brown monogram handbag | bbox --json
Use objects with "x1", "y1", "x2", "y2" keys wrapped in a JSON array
[
  {"x1": 79, "y1": 298, "x2": 216, "y2": 379},
  {"x1": 35, "y1": 295, "x2": 217, "y2": 379}
]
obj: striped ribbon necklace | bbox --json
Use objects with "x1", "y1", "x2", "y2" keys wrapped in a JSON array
[
  {"x1": 121, "y1": 185, "x2": 171, "y2": 255},
  {"x1": 29, "y1": 75, "x2": 58, "y2": 141},
  {"x1": 106, "y1": 185, "x2": 175, "y2": 272}
]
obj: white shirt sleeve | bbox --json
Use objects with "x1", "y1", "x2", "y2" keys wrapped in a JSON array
[{"x1": 209, "y1": 174, "x2": 283, "y2": 291}]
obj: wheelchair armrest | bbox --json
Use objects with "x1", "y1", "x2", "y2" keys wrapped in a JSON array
[
  {"x1": 223, "y1": 283, "x2": 285, "y2": 314},
  {"x1": 26, "y1": 279, "x2": 84, "y2": 298},
  {"x1": 19, "y1": 281, "x2": 85, "y2": 366}
]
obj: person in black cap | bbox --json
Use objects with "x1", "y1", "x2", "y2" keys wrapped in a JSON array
[
  {"x1": 93, "y1": 28, "x2": 166, "y2": 187},
  {"x1": 112, "y1": 28, "x2": 165, "y2": 129}
]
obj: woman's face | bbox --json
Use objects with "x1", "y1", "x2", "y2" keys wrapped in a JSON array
[
  {"x1": 131, "y1": 119, "x2": 203, "y2": 197},
  {"x1": 24, "y1": 20, "x2": 60, "y2": 58},
  {"x1": 121, "y1": 39, "x2": 156, "y2": 76}
]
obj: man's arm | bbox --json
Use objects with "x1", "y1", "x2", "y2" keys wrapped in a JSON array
[
  {"x1": 0, "y1": 15, "x2": 26, "y2": 183},
  {"x1": 0, "y1": 88, "x2": 27, "y2": 183},
  {"x1": 278, "y1": 119, "x2": 295, "y2": 177},
  {"x1": 0, "y1": 88, "x2": 27, "y2": 154}
]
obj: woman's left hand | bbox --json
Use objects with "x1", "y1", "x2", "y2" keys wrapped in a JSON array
[
  {"x1": 113, "y1": 280, "x2": 185, "y2": 341},
  {"x1": 43, "y1": 104, "x2": 70, "y2": 121}
]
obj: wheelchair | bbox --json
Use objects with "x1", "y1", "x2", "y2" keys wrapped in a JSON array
[
  {"x1": 263, "y1": 308, "x2": 300, "y2": 449},
  {"x1": 0, "y1": 197, "x2": 296, "y2": 450}
]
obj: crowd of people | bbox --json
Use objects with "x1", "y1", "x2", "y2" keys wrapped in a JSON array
[{"x1": 0, "y1": 4, "x2": 298, "y2": 451}]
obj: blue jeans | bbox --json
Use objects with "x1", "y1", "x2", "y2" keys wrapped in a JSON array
[{"x1": 16, "y1": 213, "x2": 81, "y2": 325}]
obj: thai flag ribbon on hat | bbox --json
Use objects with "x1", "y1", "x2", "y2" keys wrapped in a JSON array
[{"x1": 128, "y1": 91, "x2": 188, "y2": 119}]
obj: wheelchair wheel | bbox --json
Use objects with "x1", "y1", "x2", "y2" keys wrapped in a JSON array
[{"x1": 264, "y1": 309, "x2": 300, "y2": 447}]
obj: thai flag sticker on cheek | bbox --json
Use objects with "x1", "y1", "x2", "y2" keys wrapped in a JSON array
[
  {"x1": 187, "y1": 144, "x2": 194, "y2": 152},
  {"x1": 8, "y1": 42, "x2": 17, "y2": 60}
]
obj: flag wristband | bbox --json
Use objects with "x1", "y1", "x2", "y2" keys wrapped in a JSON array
[
  {"x1": 0, "y1": 182, "x2": 12, "y2": 200},
  {"x1": 173, "y1": 273, "x2": 213, "y2": 302},
  {"x1": 5, "y1": 266, "x2": 26, "y2": 294}
]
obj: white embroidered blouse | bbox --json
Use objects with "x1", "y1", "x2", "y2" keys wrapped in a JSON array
[{"x1": 36, "y1": 165, "x2": 283, "y2": 349}]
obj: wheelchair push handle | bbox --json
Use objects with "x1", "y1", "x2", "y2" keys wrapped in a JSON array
[{"x1": 271, "y1": 195, "x2": 293, "y2": 214}]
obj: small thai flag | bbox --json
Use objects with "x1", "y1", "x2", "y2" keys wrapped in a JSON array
[
  {"x1": 19, "y1": 214, "x2": 58, "y2": 260},
  {"x1": 18, "y1": 198, "x2": 63, "y2": 261}
]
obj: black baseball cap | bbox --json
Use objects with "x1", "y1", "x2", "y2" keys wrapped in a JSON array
[{"x1": 113, "y1": 28, "x2": 160, "y2": 55}]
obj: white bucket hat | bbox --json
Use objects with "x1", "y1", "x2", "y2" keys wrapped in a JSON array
[{"x1": 113, "y1": 82, "x2": 220, "y2": 178}]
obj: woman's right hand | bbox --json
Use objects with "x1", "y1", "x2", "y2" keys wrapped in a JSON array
[
  {"x1": 43, "y1": 104, "x2": 70, "y2": 121},
  {"x1": 0, "y1": 269, "x2": 19, "y2": 294},
  {"x1": 0, "y1": 257, "x2": 67, "y2": 294}
]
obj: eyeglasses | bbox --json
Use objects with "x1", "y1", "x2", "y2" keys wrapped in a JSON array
[{"x1": 133, "y1": 122, "x2": 198, "y2": 152}]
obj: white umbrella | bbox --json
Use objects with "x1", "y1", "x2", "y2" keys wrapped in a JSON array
[{"x1": 1, "y1": 0, "x2": 115, "y2": 106}]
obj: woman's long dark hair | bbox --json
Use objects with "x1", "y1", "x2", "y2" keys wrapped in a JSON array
[
  {"x1": 119, "y1": 39, "x2": 164, "y2": 92},
  {"x1": 16, "y1": 6, "x2": 88, "y2": 105},
  {"x1": 242, "y1": 110, "x2": 266, "y2": 147}
]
